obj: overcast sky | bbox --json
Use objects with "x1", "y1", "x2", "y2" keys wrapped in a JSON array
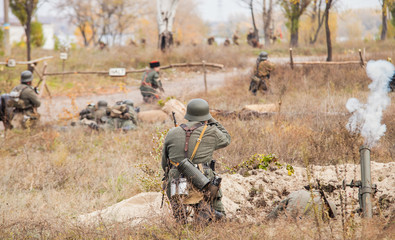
[{"x1": 0, "y1": 0, "x2": 382, "y2": 23}]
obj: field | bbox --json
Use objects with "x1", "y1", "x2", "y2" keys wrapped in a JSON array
[{"x1": 0, "y1": 41, "x2": 395, "y2": 239}]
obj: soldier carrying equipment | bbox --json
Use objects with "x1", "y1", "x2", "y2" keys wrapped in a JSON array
[
  {"x1": 162, "y1": 99, "x2": 231, "y2": 224},
  {"x1": 7, "y1": 71, "x2": 41, "y2": 129},
  {"x1": 139, "y1": 61, "x2": 164, "y2": 103},
  {"x1": 249, "y1": 51, "x2": 275, "y2": 95}
]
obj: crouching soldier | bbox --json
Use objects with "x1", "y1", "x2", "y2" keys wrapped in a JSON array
[
  {"x1": 102, "y1": 100, "x2": 138, "y2": 131},
  {"x1": 249, "y1": 51, "x2": 275, "y2": 95},
  {"x1": 161, "y1": 99, "x2": 231, "y2": 224},
  {"x1": 139, "y1": 61, "x2": 164, "y2": 103},
  {"x1": 8, "y1": 71, "x2": 41, "y2": 129},
  {"x1": 267, "y1": 189, "x2": 337, "y2": 220}
]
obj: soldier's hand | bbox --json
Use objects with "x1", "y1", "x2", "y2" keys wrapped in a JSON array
[{"x1": 34, "y1": 87, "x2": 40, "y2": 95}]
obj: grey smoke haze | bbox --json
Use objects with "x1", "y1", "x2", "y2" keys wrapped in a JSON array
[{"x1": 346, "y1": 60, "x2": 395, "y2": 147}]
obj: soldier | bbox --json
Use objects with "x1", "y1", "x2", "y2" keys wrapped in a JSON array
[
  {"x1": 161, "y1": 98, "x2": 231, "y2": 223},
  {"x1": 94, "y1": 100, "x2": 109, "y2": 124},
  {"x1": 140, "y1": 61, "x2": 164, "y2": 103},
  {"x1": 103, "y1": 100, "x2": 137, "y2": 131},
  {"x1": 267, "y1": 189, "x2": 337, "y2": 220},
  {"x1": 390, "y1": 71, "x2": 395, "y2": 92},
  {"x1": 0, "y1": 93, "x2": 13, "y2": 130},
  {"x1": 8, "y1": 71, "x2": 41, "y2": 129},
  {"x1": 232, "y1": 31, "x2": 239, "y2": 46},
  {"x1": 249, "y1": 51, "x2": 275, "y2": 95}
]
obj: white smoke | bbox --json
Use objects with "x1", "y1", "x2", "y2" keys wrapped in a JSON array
[{"x1": 346, "y1": 60, "x2": 395, "y2": 147}]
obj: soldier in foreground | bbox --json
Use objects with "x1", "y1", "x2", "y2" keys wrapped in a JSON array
[
  {"x1": 249, "y1": 51, "x2": 275, "y2": 95},
  {"x1": 161, "y1": 99, "x2": 231, "y2": 224},
  {"x1": 8, "y1": 71, "x2": 41, "y2": 129},
  {"x1": 140, "y1": 61, "x2": 164, "y2": 103}
]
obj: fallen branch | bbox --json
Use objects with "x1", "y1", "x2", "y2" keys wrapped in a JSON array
[{"x1": 43, "y1": 62, "x2": 224, "y2": 76}]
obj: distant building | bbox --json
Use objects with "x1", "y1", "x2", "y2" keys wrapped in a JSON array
[{"x1": 3, "y1": 20, "x2": 55, "y2": 50}]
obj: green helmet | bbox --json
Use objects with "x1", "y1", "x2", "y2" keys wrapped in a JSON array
[
  {"x1": 184, "y1": 98, "x2": 212, "y2": 122},
  {"x1": 21, "y1": 70, "x2": 33, "y2": 83},
  {"x1": 259, "y1": 51, "x2": 268, "y2": 61},
  {"x1": 123, "y1": 99, "x2": 134, "y2": 107},
  {"x1": 97, "y1": 100, "x2": 108, "y2": 108}
]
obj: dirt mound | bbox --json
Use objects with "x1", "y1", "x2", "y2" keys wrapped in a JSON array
[
  {"x1": 137, "y1": 110, "x2": 170, "y2": 123},
  {"x1": 78, "y1": 161, "x2": 395, "y2": 225}
]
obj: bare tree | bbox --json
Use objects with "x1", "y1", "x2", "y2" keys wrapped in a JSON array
[
  {"x1": 156, "y1": 0, "x2": 180, "y2": 51},
  {"x1": 324, "y1": 0, "x2": 334, "y2": 61},
  {"x1": 9, "y1": 0, "x2": 39, "y2": 64},
  {"x1": 309, "y1": 0, "x2": 325, "y2": 44},
  {"x1": 241, "y1": 0, "x2": 259, "y2": 46},
  {"x1": 279, "y1": 0, "x2": 311, "y2": 47},
  {"x1": 379, "y1": 0, "x2": 395, "y2": 40},
  {"x1": 262, "y1": 0, "x2": 273, "y2": 46},
  {"x1": 57, "y1": 0, "x2": 97, "y2": 47}
]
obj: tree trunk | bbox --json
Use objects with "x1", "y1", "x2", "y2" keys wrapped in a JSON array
[
  {"x1": 263, "y1": 0, "x2": 273, "y2": 46},
  {"x1": 250, "y1": 0, "x2": 259, "y2": 45},
  {"x1": 156, "y1": 0, "x2": 179, "y2": 52},
  {"x1": 380, "y1": 1, "x2": 387, "y2": 41},
  {"x1": 325, "y1": 0, "x2": 332, "y2": 61},
  {"x1": 290, "y1": 17, "x2": 299, "y2": 47},
  {"x1": 25, "y1": 10, "x2": 32, "y2": 71}
]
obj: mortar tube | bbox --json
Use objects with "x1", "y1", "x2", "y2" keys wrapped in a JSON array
[{"x1": 360, "y1": 146, "x2": 373, "y2": 218}]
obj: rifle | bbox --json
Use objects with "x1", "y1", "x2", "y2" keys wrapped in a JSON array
[
  {"x1": 161, "y1": 112, "x2": 178, "y2": 208},
  {"x1": 317, "y1": 180, "x2": 335, "y2": 218},
  {"x1": 171, "y1": 111, "x2": 178, "y2": 127}
]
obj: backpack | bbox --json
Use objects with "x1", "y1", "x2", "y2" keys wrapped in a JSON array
[{"x1": 7, "y1": 86, "x2": 29, "y2": 109}]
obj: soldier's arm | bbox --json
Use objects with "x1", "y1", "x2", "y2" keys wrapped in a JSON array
[
  {"x1": 151, "y1": 72, "x2": 161, "y2": 88},
  {"x1": 131, "y1": 112, "x2": 138, "y2": 125},
  {"x1": 26, "y1": 89, "x2": 41, "y2": 108},
  {"x1": 209, "y1": 118, "x2": 231, "y2": 150}
]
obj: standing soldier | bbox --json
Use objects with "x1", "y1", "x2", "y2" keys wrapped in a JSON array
[
  {"x1": 161, "y1": 98, "x2": 231, "y2": 223},
  {"x1": 8, "y1": 71, "x2": 41, "y2": 129},
  {"x1": 140, "y1": 61, "x2": 164, "y2": 103},
  {"x1": 249, "y1": 51, "x2": 275, "y2": 95}
]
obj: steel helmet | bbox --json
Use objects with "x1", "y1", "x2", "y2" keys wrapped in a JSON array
[
  {"x1": 259, "y1": 51, "x2": 268, "y2": 61},
  {"x1": 184, "y1": 98, "x2": 212, "y2": 122},
  {"x1": 123, "y1": 99, "x2": 134, "y2": 107},
  {"x1": 97, "y1": 100, "x2": 108, "y2": 108},
  {"x1": 21, "y1": 70, "x2": 33, "y2": 83}
]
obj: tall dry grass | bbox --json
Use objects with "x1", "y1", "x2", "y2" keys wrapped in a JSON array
[{"x1": 1, "y1": 48, "x2": 394, "y2": 238}]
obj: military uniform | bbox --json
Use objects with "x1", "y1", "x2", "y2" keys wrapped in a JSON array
[
  {"x1": 249, "y1": 52, "x2": 275, "y2": 95},
  {"x1": 103, "y1": 103, "x2": 137, "y2": 131},
  {"x1": 10, "y1": 83, "x2": 41, "y2": 129},
  {"x1": 161, "y1": 99, "x2": 231, "y2": 222},
  {"x1": 140, "y1": 61, "x2": 163, "y2": 103},
  {"x1": 267, "y1": 190, "x2": 337, "y2": 220}
]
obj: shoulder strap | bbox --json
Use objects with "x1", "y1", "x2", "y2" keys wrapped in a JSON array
[
  {"x1": 190, "y1": 124, "x2": 208, "y2": 161},
  {"x1": 180, "y1": 123, "x2": 204, "y2": 158}
]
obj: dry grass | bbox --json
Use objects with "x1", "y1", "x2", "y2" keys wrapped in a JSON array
[{"x1": 1, "y1": 46, "x2": 395, "y2": 238}]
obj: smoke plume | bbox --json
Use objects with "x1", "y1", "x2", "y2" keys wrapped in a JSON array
[{"x1": 346, "y1": 60, "x2": 395, "y2": 147}]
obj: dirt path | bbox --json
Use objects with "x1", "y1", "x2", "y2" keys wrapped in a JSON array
[{"x1": 39, "y1": 70, "x2": 241, "y2": 122}]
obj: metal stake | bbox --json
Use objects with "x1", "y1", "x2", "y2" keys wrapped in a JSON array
[{"x1": 203, "y1": 60, "x2": 207, "y2": 93}]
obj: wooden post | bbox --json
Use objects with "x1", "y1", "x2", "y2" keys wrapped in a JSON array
[
  {"x1": 37, "y1": 62, "x2": 51, "y2": 98},
  {"x1": 289, "y1": 48, "x2": 294, "y2": 70},
  {"x1": 359, "y1": 49, "x2": 364, "y2": 68},
  {"x1": 62, "y1": 59, "x2": 66, "y2": 82},
  {"x1": 203, "y1": 60, "x2": 207, "y2": 94}
]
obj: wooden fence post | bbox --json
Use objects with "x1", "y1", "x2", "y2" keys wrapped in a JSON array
[
  {"x1": 203, "y1": 60, "x2": 207, "y2": 94},
  {"x1": 289, "y1": 48, "x2": 294, "y2": 70},
  {"x1": 359, "y1": 49, "x2": 365, "y2": 68}
]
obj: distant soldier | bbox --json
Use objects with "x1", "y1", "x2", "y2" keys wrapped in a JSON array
[
  {"x1": 105, "y1": 100, "x2": 137, "y2": 131},
  {"x1": 94, "y1": 100, "x2": 109, "y2": 124},
  {"x1": 140, "y1": 61, "x2": 164, "y2": 103},
  {"x1": 232, "y1": 31, "x2": 239, "y2": 45},
  {"x1": 8, "y1": 71, "x2": 41, "y2": 129},
  {"x1": 77, "y1": 103, "x2": 97, "y2": 127},
  {"x1": 223, "y1": 39, "x2": 230, "y2": 47},
  {"x1": 207, "y1": 37, "x2": 215, "y2": 46},
  {"x1": 249, "y1": 51, "x2": 275, "y2": 95},
  {"x1": 267, "y1": 189, "x2": 337, "y2": 220}
]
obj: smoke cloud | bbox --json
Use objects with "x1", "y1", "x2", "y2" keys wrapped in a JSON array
[{"x1": 346, "y1": 60, "x2": 395, "y2": 147}]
